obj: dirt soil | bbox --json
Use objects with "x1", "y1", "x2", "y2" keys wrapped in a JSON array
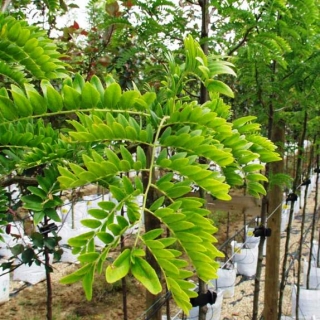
[
  {"x1": 0, "y1": 186, "x2": 316, "y2": 320},
  {"x1": 1, "y1": 261, "x2": 148, "y2": 320},
  {"x1": 0, "y1": 216, "x2": 239, "y2": 320},
  {"x1": 219, "y1": 186, "x2": 320, "y2": 319}
]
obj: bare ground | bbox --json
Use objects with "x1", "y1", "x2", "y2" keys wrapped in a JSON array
[{"x1": 0, "y1": 186, "x2": 317, "y2": 320}]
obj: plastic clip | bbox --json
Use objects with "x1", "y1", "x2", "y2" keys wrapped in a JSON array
[
  {"x1": 39, "y1": 223, "x2": 58, "y2": 234},
  {"x1": 254, "y1": 226, "x2": 271, "y2": 237},
  {"x1": 190, "y1": 290, "x2": 217, "y2": 307}
]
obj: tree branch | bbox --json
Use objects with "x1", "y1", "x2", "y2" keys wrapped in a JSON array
[
  {"x1": 227, "y1": 25, "x2": 255, "y2": 56},
  {"x1": 1, "y1": 0, "x2": 11, "y2": 12},
  {"x1": 0, "y1": 176, "x2": 38, "y2": 188}
]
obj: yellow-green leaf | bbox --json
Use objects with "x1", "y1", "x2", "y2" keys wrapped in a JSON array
[
  {"x1": 131, "y1": 256, "x2": 162, "y2": 295},
  {"x1": 205, "y1": 79, "x2": 234, "y2": 98},
  {"x1": 104, "y1": 82, "x2": 122, "y2": 108},
  {"x1": 106, "y1": 248, "x2": 131, "y2": 283},
  {"x1": 81, "y1": 219, "x2": 101, "y2": 229},
  {"x1": 78, "y1": 252, "x2": 99, "y2": 263}
]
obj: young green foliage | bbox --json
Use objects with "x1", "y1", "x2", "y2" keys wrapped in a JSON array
[
  {"x1": 0, "y1": 35, "x2": 280, "y2": 314},
  {"x1": 0, "y1": 14, "x2": 67, "y2": 87}
]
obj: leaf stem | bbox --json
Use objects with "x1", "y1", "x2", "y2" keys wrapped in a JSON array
[
  {"x1": 0, "y1": 108, "x2": 151, "y2": 127},
  {"x1": 134, "y1": 116, "x2": 169, "y2": 248}
]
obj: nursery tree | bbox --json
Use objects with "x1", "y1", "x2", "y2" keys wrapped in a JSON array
[
  {"x1": 0, "y1": 12, "x2": 69, "y2": 320},
  {"x1": 205, "y1": 1, "x2": 320, "y2": 318},
  {"x1": 56, "y1": 37, "x2": 281, "y2": 317},
  {"x1": 0, "y1": 16, "x2": 281, "y2": 317},
  {"x1": 62, "y1": 1, "x2": 320, "y2": 318},
  {"x1": 54, "y1": 0, "x2": 186, "y2": 83}
]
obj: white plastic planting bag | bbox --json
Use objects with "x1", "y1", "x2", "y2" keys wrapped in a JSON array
[
  {"x1": 84, "y1": 194, "x2": 105, "y2": 211},
  {"x1": 293, "y1": 197, "x2": 300, "y2": 216},
  {"x1": 292, "y1": 285, "x2": 320, "y2": 318},
  {"x1": 0, "y1": 222, "x2": 29, "y2": 258},
  {"x1": 245, "y1": 227, "x2": 260, "y2": 249},
  {"x1": 13, "y1": 253, "x2": 53, "y2": 285},
  {"x1": 58, "y1": 200, "x2": 88, "y2": 229},
  {"x1": 310, "y1": 174, "x2": 317, "y2": 192},
  {"x1": 312, "y1": 240, "x2": 319, "y2": 266},
  {"x1": 57, "y1": 200, "x2": 72, "y2": 225},
  {"x1": 231, "y1": 240, "x2": 258, "y2": 277},
  {"x1": 187, "y1": 290, "x2": 224, "y2": 320},
  {"x1": 211, "y1": 262, "x2": 237, "y2": 298},
  {"x1": 13, "y1": 262, "x2": 46, "y2": 285},
  {"x1": 281, "y1": 203, "x2": 289, "y2": 232},
  {"x1": 303, "y1": 260, "x2": 320, "y2": 290},
  {"x1": 0, "y1": 262, "x2": 10, "y2": 303}
]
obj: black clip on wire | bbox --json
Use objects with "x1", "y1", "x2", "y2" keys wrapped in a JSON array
[
  {"x1": 190, "y1": 290, "x2": 217, "y2": 307},
  {"x1": 39, "y1": 223, "x2": 58, "y2": 234},
  {"x1": 253, "y1": 226, "x2": 272, "y2": 237},
  {"x1": 286, "y1": 193, "x2": 297, "y2": 204},
  {"x1": 301, "y1": 178, "x2": 311, "y2": 186}
]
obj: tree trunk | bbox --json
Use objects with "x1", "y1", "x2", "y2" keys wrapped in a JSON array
[
  {"x1": 307, "y1": 153, "x2": 320, "y2": 286},
  {"x1": 252, "y1": 194, "x2": 268, "y2": 320},
  {"x1": 318, "y1": 229, "x2": 320, "y2": 269},
  {"x1": 295, "y1": 169, "x2": 310, "y2": 318},
  {"x1": 198, "y1": 186, "x2": 209, "y2": 320},
  {"x1": 278, "y1": 110, "x2": 307, "y2": 319},
  {"x1": 0, "y1": 0, "x2": 11, "y2": 12},
  {"x1": 198, "y1": 1, "x2": 209, "y2": 319},
  {"x1": 121, "y1": 204, "x2": 128, "y2": 320},
  {"x1": 263, "y1": 119, "x2": 285, "y2": 319},
  {"x1": 44, "y1": 216, "x2": 53, "y2": 320},
  {"x1": 199, "y1": 0, "x2": 209, "y2": 104},
  {"x1": 143, "y1": 146, "x2": 162, "y2": 320},
  {"x1": 144, "y1": 213, "x2": 162, "y2": 320}
]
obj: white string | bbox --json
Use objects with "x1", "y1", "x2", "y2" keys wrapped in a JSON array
[
  {"x1": 171, "y1": 309, "x2": 182, "y2": 319},
  {"x1": 219, "y1": 200, "x2": 283, "y2": 270},
  {"x1": 144, "y1": 200, "x2": 290, "y2": 319},
  {"x1": 170, "y1": 200, "x2": 286, "y2": 319},
  {"x1": 265, "y1": 201, "x2": 283, "y2": 225},
  {"x1": 220, "y1": 236, "x2": 254, "y2": 269}
]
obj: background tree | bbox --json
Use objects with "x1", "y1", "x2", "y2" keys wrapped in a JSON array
[
  {"x1": 205, "y1": 1, "x2": 320, "y2": 318},
  {"x1": 0, "y1": 11, "x2": 68, "y2": 320}
]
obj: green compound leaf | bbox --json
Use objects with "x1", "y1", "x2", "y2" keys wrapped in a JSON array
[
  {"x1": 60, "y1": 264, "x2": 92, "y2": 284},
  {"x1": 98, "y1": 201, "x2": 116, "y2": 211},
  {"x1": 0, "y1": 96, "x2": 18, "y2": 120},
  {"x1": 33, "y1": 211, "x2": 45, "y2": 225},
  {"x1": 104, "y1": 82, "x2": 122, "y2": 108},
  {"x1": 81, "y1": 82, "x2": 100, "y2": 108},
  {"x1": 131, "y1": 256, "x2": 162, "y2": 295},
  {"x1": 81, "y1": 219, "x2": 102, "y2": 229},
  {"x1": 96, "y1": 232, "x2": 114, "y2": 244},
  {"x1": 78, "y1": 252, "x2": 100, "y2": 263},
  {"x1": 142, "y1": 228, "x2": 163, "y2": 241},
  {"x1": 82, "y1": 266, "x2": 94, "y2": 300},
  {"x1": 68, "y1": 231, "x2": 95, "y2": 247},
  {"x1": 205, "y1": 79, "x2": 234, "y2": 98},
  {"x1": 41, "y1": 80, "x2": 63, "y2": 112},
  {"x1": 88, "y1": 208, "x2": 109, "y2": 219},
  {"x1": 149, "y1": 196, "x2": 165, "y2": 211},
  {"x1": 106, "y1": 248, "x2": 131, "y2": 283},
  {"x1": 136, "y1": 146, "x2": 147, "y2": 168}
]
